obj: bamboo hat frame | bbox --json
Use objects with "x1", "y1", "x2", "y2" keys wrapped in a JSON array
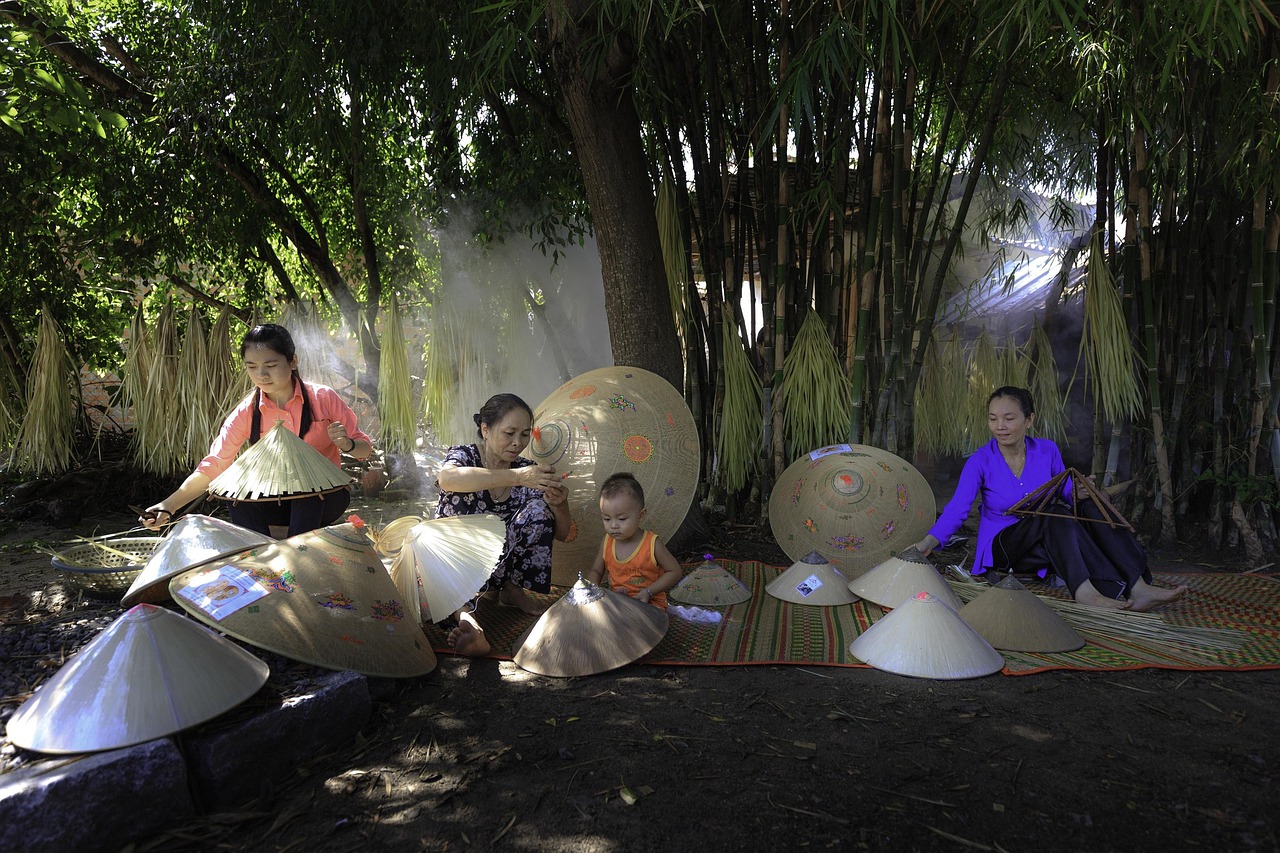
[
  {"x1": 1007, "y1": 467, "x2": 1134, "y2": 531},
  {"x1": 960, "y1": 573, "x2": 1085, "y2": 653},
  {"x1": 512, "y1": 577, "x2": 669, "y2": 677},
  {"x1": 768, "y1": 444, "x2": 935, "y2": 579},
  {"x1": 169, "y1": 522, "x2": 436, "y2": 678},
  {"x1": 765, "y1": 550, "x2": 860, "y2": 606},
  {"x1": 849, "y1": 591, "x2": 1006, "y2": 680},
  {"x1": 6, "y1": 603, "x2": 269, "y2": 754},
  {"x1": 529, "y1": 366, "x2": 700, "y2": 586},
  {"x1": 207, "y1": 421, "x2": 350, "y2": 502},
  {"x1": 388, "y1": 514, "x2": 506, "y2": 623},
  {"x1": 122, "y1": 514, "x2": 272, "y2": 607}
]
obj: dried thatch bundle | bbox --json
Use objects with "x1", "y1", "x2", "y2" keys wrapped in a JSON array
[
  {"x1": 177, "y1": 304, "x2": 212, "y2": 468},
  {"x1": 1026, "y1": 321, "x2": 1067, "y2": 443},
  {"x1": 781, "y1": 311, "x2": 853, "y2": 453},
  {"x1": 207, "y1": 308, "x2": 251, "y2": 425},
  {"x1": 132, "y1": 301, "x2": 185, "y2": 477},
  {"x1": 378, "y1": 292, "x2": 417, "y2": 455},
  {"x1": 914, "y1": 329, "x2": 969, "y2": 455},
  {"x1": 1082, "y1": 234, "x2": 1142, "y2": 423},
  {"x1": 12, "y1": 308, "x2": 77, "y2": 476},
  {"x1": 964, "y1": 330, "x2": 1001, "y2": 449},
  {"x1": 656, "y1": 178, "x2": 690, "y2": 341},
  {"x1": 421, "y1": 303, "x2": 459, "y2": 444},
  {"x1": 0, "y1": 349, "x2": 21, "y2": 450},
  {"x1": 715, "y1": 319, "x2": 763, "y2": 493}
]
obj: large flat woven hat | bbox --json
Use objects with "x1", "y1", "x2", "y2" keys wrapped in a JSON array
[
  {"x1": 668, "y1": 555, "x2": 751, "y2": 607},
  {"x1": 122, "y1": 514, "x2": 272, "y2": 607},
  {"x1": 769, "y1": 444, "x2": 935, "y2": 578},
  {"x1": 529, "y1": 366, "x2": 700, "y2": 586},
  {"x1": 765, "y1": 551, "x2": 859, "y2": 606},
  {"x1": 960, "y1": 573, "x2": 1085, "y2": 652},
  {"x1": 208, "y1": 421, "x2": 350, "y2": 501},
  {"x1": 169, "y1": 522, "x2": 436, "y2": 678},
  {"x1": 848, "y1": 549, "x2": 961, "y2": 611},
  {"x1": 388, "y1": 514, "x2": 506, "y2": 623},
  {"x1": 512, "y1": 577, "x2": 669, "y2": 676},
  {"x1": 849, "y1": 591, "x2": 1005, "y2": 679},
  {"x1": 6, "y1": 603, "x2": 269, "y2": 754}
]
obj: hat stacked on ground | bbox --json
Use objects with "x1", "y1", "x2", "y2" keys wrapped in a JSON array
[
  {"x1": 765, "y1": 550, "x2": 859, "y2": 606},
  {"x1": 512, "y1": 577, "x2": 669, "y2": 676},
  {"x1": 848, "y1": 548, "x2": 961, "y2": 611},
  {"x1": 6, "y1": 603, "x2": 269, "y2": 754},
  {"x1": 208, "y1": 421, "x2": 349, "y2": 501},
  {"x1": 769, "y1": 444, "x2": 935, "y2": 579},
  {"x1": 960, "y1": 573, "x2": 1085, "y2": 652},
  {"x1": 122, "y1": 514, "x2": 272, "y2": 607},
  {"x1": 388, "y1": 514, "x2": 506, "y2": 623},
  {"x1": 849, "y1": 591, "x2": 1005, "y2": 679},
  {"x1": 529, "y1": 366, "x2": 700, "y2": 586},
  {"x1": 668, "y1": 555, "x2": 751, "y2": 607},
  {"x1": 170, "y1": 521, "x2": 436, "y2": 678}
]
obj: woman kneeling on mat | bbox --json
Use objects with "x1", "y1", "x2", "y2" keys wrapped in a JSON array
[
  {"x1": 141, "y1": 323, "x2": 373, "y2": 537},
  {"x1": 911, "y1": 386, "x2": 1186, "y2": 612}
]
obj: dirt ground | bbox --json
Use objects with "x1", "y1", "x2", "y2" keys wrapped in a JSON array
[{"x1": 2, "y1": 503, "x2": 1278, "y2": 853}]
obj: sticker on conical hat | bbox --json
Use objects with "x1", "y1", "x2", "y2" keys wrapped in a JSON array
[
  {"x1": 848, "y1": 549, "x2": 961, "y2": 611},
  {"x1": 6, "y1": 603, "x2": 269, "y2": 754},
  {"x1": 960, "y1": 573, "x2": 1085, "y2": 652},
  {"x1": 765, "y1": 551, "x2": 859, "y2": 606},
  {"x1": 169, "y1": 522, "x2": 435, "y2": 678},
  {"x1": 849, "y1": 591, "x2": 1005, "y2": 679},
  {"x1": 208, "y1": 421, "x2": 350, "y2": 501},
  {"x1": 388, "y1": 514, "x2": 506, "y2": 623},
  {"x1": 529, "y1": 366, "x2": 700, "y2": 586},
  {"x1": 768, "y1": 444, "x2": 935, "y2": 579},
  {"x1": 668, "y1": 554, "x2": 751, "y2": 607},
  {"x1": 122, "y1": 514, "x2": 272, "y2": 607},
  {"x1": 512, "y1": 577, "x2": 669, "y2": 676}
]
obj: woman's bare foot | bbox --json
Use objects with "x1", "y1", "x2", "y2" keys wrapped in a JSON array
[
  {"x1": 1128, "y1": 579, "x2": 1188, "y2": 612},
  {"x1": 1072, "y1": 580, "x2": 1132, "y2": 610},
  {"x1": 447, "y1": 612, "x2": 490, "y2": 656},
  {"x1": 498, "y1": 583, "x2": 549, "y2": 616}
]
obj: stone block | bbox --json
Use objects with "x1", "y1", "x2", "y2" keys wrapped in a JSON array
[
  {"x1": 0, "y1": 738, "x2": 194, "y2": 853},
  {"x1": 185, "y1": 670, "x2": 371, "y2": 811}
]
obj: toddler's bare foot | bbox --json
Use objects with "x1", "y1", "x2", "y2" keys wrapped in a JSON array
[
  {"x1": 1073, "y1": 580, "x2": 1132, "y2": 611},
  {"x1": 499, "y1": 584, "x2": 548, "y2": 616},
  {"x1": 447, "y1": 619, "x2": 490, "y2": 657},
  {"x1": 1128, "y1": 580, "x2": 1187, "y2": 612}
]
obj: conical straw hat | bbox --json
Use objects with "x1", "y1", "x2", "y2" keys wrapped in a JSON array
[
  {"x1": 529, "y1": 366, "x2": 700, "y2": 586},
  {"x1": 388, "y1": 514, "x2": 506, "y2": 623},
  {"x1": 170, "y1": 522, "x2": 435, "y2": 678},
  {"x1": 6, "y1": 603, "x2": 269, "y2": 754},
  {"x1": 208, "y1": 421, "x2": 349, "y2": 501},
  {"x1": 122, "y1": 514, "x2": 272, "y2": 607},
  {"x1": 765, "y1": 551, "x2": 859, "y2": 606},
  {"x1": 369, "y1": 515, "x2": 425, "y2": 559},
  {"x1": 768, "y1": 444, "x2": 935, "y2": 579},
  {"x1": 848, "y1": 549, "x2": 961, "y2": 611},
  {"x1": 960, "y1": 573, "x2": 1085, "y2": 652},
  {"x1": 849, "y1": 591, "x2": 1005, "y2": 679},
  {"x1": 512, "y1": 577, "x2": 669, "y2": 677},
  {"x1": 668, "y1": 555, "x2": 751, "y2": 607}
]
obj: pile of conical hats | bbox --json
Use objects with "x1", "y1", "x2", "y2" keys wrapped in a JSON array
[{"x1": 513, "y1": 577, "x2": 669, "y2": 677}]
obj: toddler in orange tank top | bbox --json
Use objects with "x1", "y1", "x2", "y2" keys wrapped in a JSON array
[{"x1": 585, "y1": 473, "x2": 682, "y2": 609}]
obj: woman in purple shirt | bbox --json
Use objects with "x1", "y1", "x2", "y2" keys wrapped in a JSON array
[{"x1": 912, "y1": 386, "x2": 1185, "y2": 611}]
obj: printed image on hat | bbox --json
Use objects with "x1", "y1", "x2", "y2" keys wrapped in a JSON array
[
  {"x1": 764, "y1": 551, "x2": 858, "y2": 606},
  {"x1": 512, "y1": 577, "x2": 669, "y2": 677},
  {"x1": 122, "y1": 514, "x2": 272, "y2": 607},
  {"x1": 768, "y1": 444, "x2": 935, "y2": 579},
  {"x1": 849, "y1": 591, "x2": 1005, "y2": 679},
  {"x1": 960, "y1": 573, "x2": 1085, "y2": 652},
  {"x1": 6, "y1": 603, "x2": 269, "y2": 754},
  {"x1": 529, "y1": 366, "x2": 700, "y2": 586},
  {"x1": 169, "y1": 522, "x2": 435, "y2": 678},
  {"x1": 848, "y1": 549, "x2": 961, "y2": 611},
  {"x1": 668, "y1": 555, "x2": 751, "y2": 607},
  {"x1": 208, "y1": 421, "x2": 349, "y2": 501},
  {"x1": 389, "y1": 514, "x2": 506, "y2": 623}
]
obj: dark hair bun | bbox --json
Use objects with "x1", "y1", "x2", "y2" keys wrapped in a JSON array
[{"x1": 472, "y1": 413, "x2": 482, "y2": 427}]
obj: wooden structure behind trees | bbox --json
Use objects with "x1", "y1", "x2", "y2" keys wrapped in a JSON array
[{"x1": 1, "y1": 1, "x2": 1277, "y2": 561}]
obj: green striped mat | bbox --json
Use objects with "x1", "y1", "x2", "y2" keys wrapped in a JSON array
[{"x1": 424, "y1": 562, "x2": 1280, "y2": 675}]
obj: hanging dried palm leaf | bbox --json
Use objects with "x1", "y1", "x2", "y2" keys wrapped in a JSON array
[
  {"x1": 12, "y1": 307, "x2": 77, "y2": 476},
  {"x1": 379, "y1": 292, "x2": 417, "y2": 456},
  {"x1": 1082, "y1": 234, "x2": 1143, "y2": 423},
  {"x1": 1027, "y1": 321, "x2": 1068, "y2": 444},
  {"x1": 715, "y1": 319, "x2": 763, "y2": 493},
  {"x1": 177, "y1": 304, "x2": 211, "y2": 467},
  {"x1": 780, "y1": 311, "x2": 853, "y2": 453},
  {"x1": 965, "y1": 330, "x2": 1001, "y2": 450}
]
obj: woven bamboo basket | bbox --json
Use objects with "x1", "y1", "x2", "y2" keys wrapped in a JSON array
[{"x1": 51, "y1": 537, "x2": 163, "y2": 598}]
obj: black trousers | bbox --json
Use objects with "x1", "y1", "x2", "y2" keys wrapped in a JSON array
[
  {"x1": 990, "y1": 497, "x2": 1152, "y2": 599},
  {"x1": 228, "y1": 488, "x2": 351, "y2": 538}
]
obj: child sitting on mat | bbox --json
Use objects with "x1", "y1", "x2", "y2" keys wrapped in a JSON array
[{"x1": 585, "y1": 473, "x2": 682, "y2": 609}]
